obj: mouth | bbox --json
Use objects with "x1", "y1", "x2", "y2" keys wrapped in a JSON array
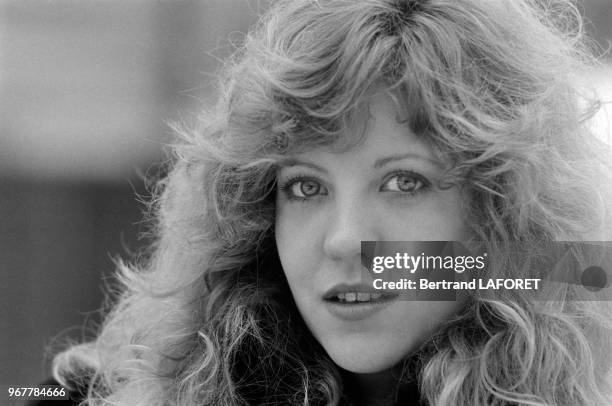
[
  {"x1": 323, "y1": 284, "x2": 398, "y2": 304},
  {"x1": 326, "y1": 292, "x2": 384, "y2": 303},
  {"x1": 322, "y1": 284, "x2": 398, "y2": 321}
]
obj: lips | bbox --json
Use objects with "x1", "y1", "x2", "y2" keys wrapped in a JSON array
[
  {"x1": 322, "y1": 283, "x2": 399, "y2": 321},
  {"x1": 323, "y1": 283, "x2": 398, "y2": 303}
]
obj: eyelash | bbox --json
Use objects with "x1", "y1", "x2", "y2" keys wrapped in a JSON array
[
  {"x1": 278, "y1": 174, "x2": 326, "y2": 202},
  {"x1": 381, "y1": 170, "x2": 431, "y2": 195},
  {"x1": 278, "y1": 171, "x2": 431, "y2": 202}
]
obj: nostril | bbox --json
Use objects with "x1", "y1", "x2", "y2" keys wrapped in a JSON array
[{"x1": 323, "y1": 232, "x2": 369, "y2": 262}]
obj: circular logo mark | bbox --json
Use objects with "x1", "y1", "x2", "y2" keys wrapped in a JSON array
[{"x1": 580, "y1": 266, "x2": 608, "y2": 292}]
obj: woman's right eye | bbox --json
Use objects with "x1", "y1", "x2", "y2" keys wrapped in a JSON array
[{"x1": 281, "y1": 177, "x2": 328, "y2": 200}]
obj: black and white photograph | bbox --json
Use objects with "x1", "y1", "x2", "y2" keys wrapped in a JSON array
[{"x1": 2, "y1": 1, "x2": 612, "y2": 405}]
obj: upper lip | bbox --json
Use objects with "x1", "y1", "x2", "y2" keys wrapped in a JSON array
[{"x1": 323, "y1": 283, "x2": 398, "y2": 300}]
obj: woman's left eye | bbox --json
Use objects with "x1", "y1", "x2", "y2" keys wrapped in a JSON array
[{"x1": 381, "y1": 172, "x2": 429, "y2": 194}]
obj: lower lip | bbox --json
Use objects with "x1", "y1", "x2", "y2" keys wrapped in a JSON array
[{"x1": 324, "y1": 296, "x2": 397, "y2": 321}]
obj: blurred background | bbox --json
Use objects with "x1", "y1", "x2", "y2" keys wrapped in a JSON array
[{"x1": 0, "y1": 0, "x2": 611, "y2": 389}]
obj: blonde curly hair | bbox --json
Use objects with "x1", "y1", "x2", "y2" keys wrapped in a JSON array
[{"x1": 54, "y1": 0, "x2": 612, "y2": 404}]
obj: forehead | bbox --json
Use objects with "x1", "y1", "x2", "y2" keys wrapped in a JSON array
[{"x1": 283, "y1": 93, "x2": 443, "y2": 165}]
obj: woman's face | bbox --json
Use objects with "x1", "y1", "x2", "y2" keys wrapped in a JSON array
[{"x1": 275, "y1": 94, "x2": 470, "y2": 374}]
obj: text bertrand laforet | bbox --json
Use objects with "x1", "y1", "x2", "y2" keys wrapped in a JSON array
[{"x1": 370, "y1": 253, "x2": 542, "y2": 291}]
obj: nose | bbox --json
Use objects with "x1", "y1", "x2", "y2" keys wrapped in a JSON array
[{"x1": 322, "y1": 197, "x2": 381, "y2": 262}]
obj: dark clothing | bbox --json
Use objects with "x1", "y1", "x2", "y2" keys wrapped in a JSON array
[
  {"x1": 28, "y1": 377, "x2": 426, "y2": 405},
  {"x1": 25, "y1": 378, "x2": 85, "y2": 406}
]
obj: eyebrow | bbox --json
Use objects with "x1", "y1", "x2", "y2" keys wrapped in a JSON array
[
  {"x1": 277, "y1": 153, "x2": 443, "y2": 172},
  {"x1": 276, "y1": 158, "x2": 329, "y2": 174},
  {"x1": 374, "y1": 153, "x2": 443, "y2": 169}
]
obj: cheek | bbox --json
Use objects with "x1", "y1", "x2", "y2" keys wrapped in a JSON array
[
  {"x1": 382, "y1": 195, "x2": 470, "y2": 241},
  {"x1": 274, "y1": 203, "x2": 321, "y2": 287},
  {"x1": 419, "y1": 190, "x2": 469, "y2": 240}
]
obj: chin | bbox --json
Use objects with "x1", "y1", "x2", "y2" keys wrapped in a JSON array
[{"x1": 323, "y1": 338, "x2": 408, "y2": 374}]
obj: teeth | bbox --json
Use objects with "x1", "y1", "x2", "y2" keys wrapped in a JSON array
[
  {"x1": 357, "y1": 292, "x2": 370, "y2": 301},
  {"x1": 334, "y1": 292, "x2": 383, "y2": 302}
]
